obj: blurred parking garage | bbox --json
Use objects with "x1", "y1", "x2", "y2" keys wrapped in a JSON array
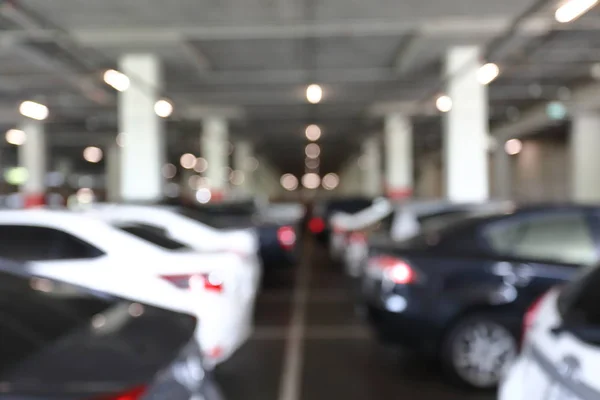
[{"x1": 1, "y1": 0, "x2": 600, "y2": 399}]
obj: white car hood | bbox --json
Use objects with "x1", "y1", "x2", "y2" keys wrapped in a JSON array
[{"x1": 330, "y1": 198, "x2": 393, "y2": 231}]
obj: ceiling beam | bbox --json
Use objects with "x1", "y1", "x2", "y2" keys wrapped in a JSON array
[{"x1": 0, "y1": 16, "x2": 584, "y2": 43}]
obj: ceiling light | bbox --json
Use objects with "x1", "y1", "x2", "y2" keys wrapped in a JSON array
[
  {"x1": 19, "y1": 101, "x2": 48, "y2": 121},
  {"x1": 302, "y1": 173, "x2": 321, "y2": 189},
  {"x1": 322, "y1": 173, "x2": 339, "y2": 190},
  {"x1": 555, "y1": 0, "x2": 598, "y2": 23},
  {"x1": 230, "y1": 170, "x2": 245, "y2": 186},
  {"x1": 196, "y1": 188, "x2": 212, "y2": 204},
  {"x1": 194, "y1": 157, "x2": 208, "y2": 173},
  {"x1": 305, "y1": 158, "x2": 319, "y2": 169},
  {"x1": 103, "y1": 69, "x2": 130, "y2": 92},
  {"x1": 76, "y1": 188, "x2": 95, "y2": 204},
  {"x1": 305, "y1": 143, "x2": 320, "y2": 159},
  {"x1": 306, "y1": 84, "x2": 323, "y2": 104},
  {"x1": 162, "y1": 163, "x2": 177, "y2": 179},
  {"x1": 305, "y1": 124, "x2": 321, "y2": 141},
  {"x1": 505, "y1": 139, "x2": 523, "y2": 155},
  {"x1": 280, "y1": 174, "x2": 299, "y2": 191},
  {"x1": 247, "y1": 157, "x2": 259, "y2": 171},
  {"x1": 154, "y1": 99, "x2": 173, "y2": 118},
  {"x1": 116, "y1": 133, "x2": 125, "y2": 148},
  {"x1": 83, "y1": 146, "x2": 103, "y2": 163},
  {"x1": 5, "y1": 129, "x2": 26, "y2": 146},
  {"x1": 435, "y1": 95, "x2": 452, "y2": 113},
  {"x1": 477, "y1": 63, "x2": 500, "y2": 85},
  {"x1": 180, "y1": 153, "x2": 197, "y2": 169}
]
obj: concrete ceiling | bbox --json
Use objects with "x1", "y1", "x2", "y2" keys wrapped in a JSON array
[{"x1": 0, "y1": 0, "x2": 598, "y2": 177}]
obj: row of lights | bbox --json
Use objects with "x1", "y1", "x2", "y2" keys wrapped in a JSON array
[
  {"x1": 6, "y1": 130, "x2": 105, "y2": 163},
  {"x1": 434, "y1": 0, "x2": 597, "y2": 114},
  {"x1": 104, "y1": 69, "x2": 173, "y2": 117},
  {"x1": 280, "y1": 172, "x2": 339, "y2": 191}
]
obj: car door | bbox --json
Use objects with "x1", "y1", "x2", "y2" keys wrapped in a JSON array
[{"x1": 481, "y1": 210, "x2": 600, "y2": 315}]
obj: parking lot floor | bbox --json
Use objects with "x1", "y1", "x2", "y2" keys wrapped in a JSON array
[{"x1": 215, "y1": 240, "x2": 496, "y2": 400}]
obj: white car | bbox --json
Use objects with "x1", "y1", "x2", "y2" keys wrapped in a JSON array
[
  {"x1": 0, "y1": 209, "x2": 259, "y2": 365},
  {"x1": 78, "y1": 203, "x2": 262, "y2": 290},
  {"x1": 500, "y1": 265, "x2": 600, "y2": 400}
]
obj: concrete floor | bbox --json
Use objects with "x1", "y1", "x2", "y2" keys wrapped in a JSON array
[{"x1": 215, "y1": 241, "x2": 496, "y2": 400}]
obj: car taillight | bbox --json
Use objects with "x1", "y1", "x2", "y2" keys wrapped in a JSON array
[
  {"x1": 349, "y1": 232, "x2": 366, "y2": 244},
  {"x1": 308, "y1": 217, "x2": 325, "y2": 234},
  {"x1": 161, "y1": 273, "x2": 224, "y2": 293},
  {"x1": 277, "y1": 226, "x2": 296, "y2": 250},
  {"x1": 92, "y1": 386, "x2": 147, "y2": 400},
  {"x1": 522, "y1": 291, "x2": 549, "y2": 345},
  {"x1": 366, "y1": 255, "x2": 415, "y2": 284}
]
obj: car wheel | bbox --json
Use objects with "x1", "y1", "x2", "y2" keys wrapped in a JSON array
[{"x1": 441, "y1": 314, "x2": 517, "y2": 390}]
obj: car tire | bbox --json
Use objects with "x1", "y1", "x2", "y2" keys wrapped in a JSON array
[{"x1": 440, "y1": 314, "x2": 518, "y2": 390}]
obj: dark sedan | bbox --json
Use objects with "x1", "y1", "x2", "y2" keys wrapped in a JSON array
[
  {"x1": 309, "y1": 196, "x2": 374, "y2": 244},
  {"x1": 0, "y1": 259, "x2": 224, "y2": 400},
  {"x1": 362, "y1": 204, "x2": 600, "y2": 389}
]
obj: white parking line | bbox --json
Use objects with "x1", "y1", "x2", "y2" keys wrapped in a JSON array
[{"x1": 277, "y1": 246, "x2": 311, "y2": 400}]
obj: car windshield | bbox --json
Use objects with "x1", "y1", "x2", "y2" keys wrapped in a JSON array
[{"x1": 116, "y1": 224, "x2": 190, "y2": 250}]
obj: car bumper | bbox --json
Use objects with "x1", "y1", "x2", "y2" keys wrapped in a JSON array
[{"x1": 498, "y1": 356, "x2": 527, "y2": 400}]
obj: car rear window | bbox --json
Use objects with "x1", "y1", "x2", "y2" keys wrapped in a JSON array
[
  {"x1": 0, "y1": 270, "x2": 115, "y2": 375},
  {"x1": 116, "y1": 224, "x2": 190, "y2": 250}
]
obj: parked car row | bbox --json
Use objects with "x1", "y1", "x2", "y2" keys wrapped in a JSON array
[
  {"x1": 313, "y1": 198, "x2": 600, "y2": 396},
  {"x1": 0, "y1": 201, "x2": 302, "y2": 368}
]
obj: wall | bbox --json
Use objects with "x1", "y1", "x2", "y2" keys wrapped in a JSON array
[{"x1": 510, "y1": 138, "x2": 569, "y2": 202}]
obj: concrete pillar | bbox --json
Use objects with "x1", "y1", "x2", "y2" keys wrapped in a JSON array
[
  {"x1": 202, "y1": 117, "x2": 229, "y2": 201},
  {"x1": 444, "y1": 46, "x2": 489, "y2": 202},
  {"x1": 571, "y1": 112, "x2": 600, "y2": 202},
  {"x1": 233, "y1": 140, "x2": 254, "y2": 195},
  {"x1": 362, "y1": 137, "x2": 382, "y2": 197},
  {"x1": 106, "y1": 142, "x2": 120, "y2": 202},
  {"x1": 493, "y1": 146, "x2": 512, "y2": 200},
  {"x1": 384, "y1": 113, "x2": 412, "y2": 199},
  {"x1": 118, "y1": 54, "x2": 164, "y2": 202},
  {"x1": 19, "y1": 119, "x2": 46, "y2": 207}
]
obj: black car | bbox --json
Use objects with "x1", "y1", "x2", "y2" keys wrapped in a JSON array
[
  {"x1": 174, "y1": 202, "x2": 300, "y2": 270},
  {"x1": 362, "y1": 204, "x2": 600, "y2": 389},
  {"x1": 309, "y1": 196, "x2": 374, "y2": 244},
  {"x1": 0, "y1": 259, "x2": 224, "y2": 400}
]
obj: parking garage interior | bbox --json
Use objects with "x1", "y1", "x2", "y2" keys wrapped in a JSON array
[{"x1": 1, "y1": 0, "x2": 600, "y2": 399}]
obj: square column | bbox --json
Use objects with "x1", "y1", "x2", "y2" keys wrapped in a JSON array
[
  {"x1": 202, "y1": 117, "x2": 229, "y2": 201},
  {"x1": 362, "y1": 137, "x2": 382, "y2": 196},
  {"x1": 384, "y1": 113, "x2": 413, "y2": 199},
  {"x1": 571, "y1": 112, "x2": 600, "y2": 203},
  {"x1": 118, "y1": 54, "x2": 164, "y2": 202},
  {"x1": 19, "y1": 119, "x2": 46, "y2": 207},
  {"x1": 443, "y1": 46, "x2": 489, "y2": 202}
]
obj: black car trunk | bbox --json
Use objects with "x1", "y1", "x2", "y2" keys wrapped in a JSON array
[{"x1": 0, "y1": 272, "x2": 196, "y2": 399}]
